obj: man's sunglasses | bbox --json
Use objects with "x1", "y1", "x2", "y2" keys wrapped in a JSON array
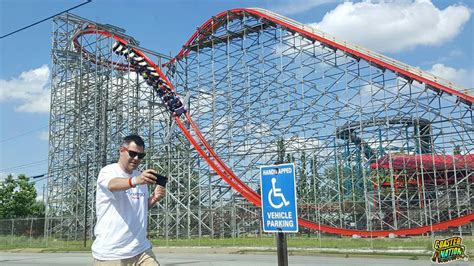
[{"x1": 122, "y1": 147, "x2": 146, "y2": 159}]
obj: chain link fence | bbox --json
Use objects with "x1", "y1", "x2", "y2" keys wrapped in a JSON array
[
  {"x1": 1, "y1": 217, "x2": 472, "y2": 252},
  {"x1": 0, "y1": 217, "x2": 92, "y2": 249},
  {"x1": 0, "y1": 217, "x2": 45, "y2": 238}
]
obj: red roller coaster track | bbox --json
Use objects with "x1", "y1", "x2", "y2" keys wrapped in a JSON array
[{"x1": 73, "y1": 8, "x2": 473, "y2": 237}]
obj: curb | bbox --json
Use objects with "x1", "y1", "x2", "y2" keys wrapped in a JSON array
[{"x1": 152, "y1": 246, "x2": 432, "y2": 257}]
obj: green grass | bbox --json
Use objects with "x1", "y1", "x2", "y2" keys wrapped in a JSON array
[
  {"x1": 0, "y1": 236, "x2": 91, "y2": 251},
  {"x1": 151, "y1": 236, "x2": 274, "y2": 247},
  {"x1": 1, "y1": 235, "x2": 472, "y2": 254},
  {"x1": 151, "y1": 235, "x2": 473, "y2": 251}
]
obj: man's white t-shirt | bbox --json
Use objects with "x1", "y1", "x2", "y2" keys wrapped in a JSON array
[{"x1": 92, "y1": 163, "x2": 151, "y2": 260}]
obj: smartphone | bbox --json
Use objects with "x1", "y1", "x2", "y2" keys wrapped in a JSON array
[{"x1": 152, "y1": 172, "x2": 168, "y2": 187}]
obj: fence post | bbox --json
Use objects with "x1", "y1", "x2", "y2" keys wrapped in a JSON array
[
  {"x1": 29, "y1": 218, "x2": 34, "y2": 246},
  {"x1": 10, "y1": 219, "x2": 14, "y2": 245},
  {"x1": 83, "y1": 155, "x2": 90, "y2": 248}
]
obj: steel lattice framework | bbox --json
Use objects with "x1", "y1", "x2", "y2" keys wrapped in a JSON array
[
  {"x1": 46, "y1": 9, "x2": 473, "y2": 239},
  {"x1": 46, "y1": 13, "x2": 178, "y2": 239}
]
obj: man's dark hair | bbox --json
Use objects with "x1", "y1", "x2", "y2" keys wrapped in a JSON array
[{"x1": 122, "y1": 134, "x2": 145, "y2": 148}]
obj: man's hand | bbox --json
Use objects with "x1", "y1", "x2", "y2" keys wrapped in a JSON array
[
  {"x1": 136, "y1": 169, "x2": 158, "y2": 185},
  {"x1": 149, "y1": 185, "x2": 166, "y2": 207}
]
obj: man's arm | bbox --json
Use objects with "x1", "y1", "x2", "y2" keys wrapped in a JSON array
[{"x1": 108, "y1": 170, "x2": 157, "y2": 192}]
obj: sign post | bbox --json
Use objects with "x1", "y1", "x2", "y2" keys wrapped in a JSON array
[
  {"x1": 260, "y1": 163, "x2": 298, "y2": 266},
  {"x1": 276, "y1": 229, "x2": 288, "y2": 265}
]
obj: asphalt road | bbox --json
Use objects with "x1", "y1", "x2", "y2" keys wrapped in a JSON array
[{"x1": 1, "y1": 251, "x2": 471, "y2": 266}]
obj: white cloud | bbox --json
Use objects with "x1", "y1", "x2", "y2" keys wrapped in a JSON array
[
  {"x1": 427, "y1": 63, "x2": 474, "y2": 88},
  {"x1": 270, "y1": 0, "x2": 340, "y2": 15},
  {"x1": 0, "y1": 65, "x2": 51, "y2": 113},
  {"x1": 38, "y1": 131, "x2": 49, "y2": 141},
  {"x1": 309, "y1": 0, "x2": 471, "y2": 53},
  {"x1": 16, "y1": 90, "x2": 51, "y2": 113},
  {"x1": 189, "y1": 88, "x2": 214, "y2": 115}
]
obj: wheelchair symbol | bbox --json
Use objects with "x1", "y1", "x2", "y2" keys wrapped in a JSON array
[{"x1": 268, "y1": 177, "x2": 290, "y2": 209}]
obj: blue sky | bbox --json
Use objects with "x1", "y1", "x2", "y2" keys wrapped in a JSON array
[{"x1": 0, "y1": 0, "x2": 473, "y2": 197}]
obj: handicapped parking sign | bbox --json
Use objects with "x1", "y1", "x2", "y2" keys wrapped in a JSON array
[{"x1": 260, "y1": 163, "x2": 298, "y2": 233}]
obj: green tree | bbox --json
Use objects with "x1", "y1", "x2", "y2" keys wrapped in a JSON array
[
  {"x1": 453, "y1": 145, "x2": 462, "y2": 155},
  {"x1": 297, "y1": 151, "x2": 307, "y2": 197},
  {"x1": 308, "y1": 155, "x2": 320, "y2": 201},
  {"x1": 322, "y1": 164, "x2": 347, "y2": 199},
  {"x1": 399, "y1": 146, "x2": 405, "y2": 154},
  {"x1": 276, "y1": 137, "x2": 286, "y2": 164},
  {"x1": 285, "y1": 153, "x2": 295, "y2": 164},
  {"x1": 0, "y1": 174, "x2": 45, "y2": 218}
]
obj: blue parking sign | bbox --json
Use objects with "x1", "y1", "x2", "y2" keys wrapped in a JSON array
[{"x1": 260, "y1": 163, "x2": 298, "y2": 233}]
